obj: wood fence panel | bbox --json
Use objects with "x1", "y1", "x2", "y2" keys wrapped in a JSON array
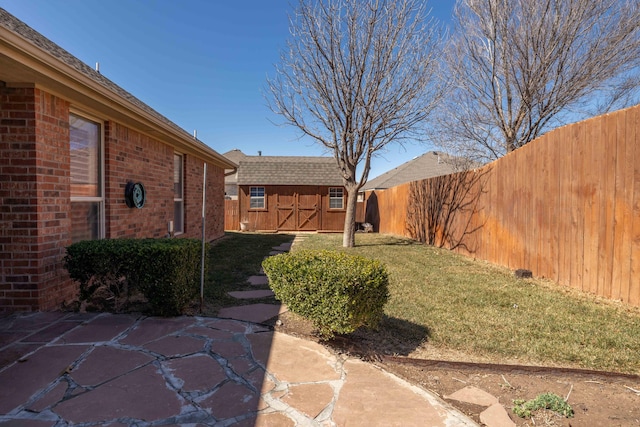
[
  {"x1": 616, "y1": 109, "x2": 633, "y2": 302},
  {"x1": 556, "y1": 126, "x2": 570, "y2": 287},
  {"x1": 563, "y1": 126, "x2": 577, "y2": 288},
  {"x1": 569, "y1": 122, "x2": 585, "y2": 291},
  {"x1": 630, "y1": 107, "x2": 640, "y2": 306},
  {"x1": 364, "y1": 104, "x2": 640, "y2": 306},
  {"x1": 224, "y1": 199, "x2": 239, "y2": 231},
  {"x1": 492, "y1": 160, "x2": 502, "y2": 265},
  {"x1": 508, "y1": 150, "x2": 520, "y2": 269},
  {"x1": 599, "y1": 114, "x2": 617, "y2": 298},
  {"x1": 503, "y1": 153, "x2": 516, "y2": 269},
  {"x1": 613, "y1": 108, "x2": 632, "y2": 301},
  {"x1": 623, "y1": 108, "x2": 635, "y2": 302},
  {"x1": 583, "y1": 118, "x2": 600, "y2": 295},
  {"x1": 529, "y1": 139, "x2": 541, "y2": 277},
  {"x1": 373, "y1": 190, "x2": 386, "y2": 234},
  {"x1": 563, "y1": 125, "x2": 576, "y2": 288},
  {"x1": 521, "y1": 143, "x2": 535, "y2": 274},
  {"x1": 548, "y1": 131, "x2": 560, "y2": 282},
  {"x1": 535, "y1": 134, "x2": 548, "y2": 279},
  {"x1": 392, "y1": 184, "x2": 409, "y2": 236},
  {"x1": 487, "y1": 159, "x2": 499, "y2": 265},
  {"x1": 471, "y1": 168, "x2": 488, "y2": 256}
]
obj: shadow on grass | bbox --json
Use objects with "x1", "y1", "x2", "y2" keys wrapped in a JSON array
[
  {"x1": 326, "y1": 315, "x2": 430, "y2": 359},
  {"x1": 354, "y1": 237, "x2": 420, "y2": 247}
]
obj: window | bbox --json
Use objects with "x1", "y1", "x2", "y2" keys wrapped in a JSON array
[
  {"x1": 249, "y1": 187, "x2": 265, "y2": 209},
  {"x1": 329, "y1": 187, "x2": 344, "y2": 209},
  {"x1": 174, "y1": 153, "x2": 184, "y2": 234},
  {"x1": 70, "y1": 113, "x2": 103, "y2": 243}
]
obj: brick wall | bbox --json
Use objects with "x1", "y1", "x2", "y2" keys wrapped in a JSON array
[
  {"x1": 105, "y1": 123, "x2": 225, "y2": 241},
  {"x1": 34, "y1": 89, "x2": 73, "y2": 309},
  {"x1": 1, "y1": 84, "x2": 226, "y2": 312},
  {"x1": 0, "y1": 83, "x2": 39, "y2": 310},
  {"x1": 0, "y1": 84, "x2": 73, "y2": 311},
  {"x1": 104, "y1": 121, "x2": 174, "y2": 238},
  {"x1": 184, "y1": 156, "x2": 225, "y2": 240}
]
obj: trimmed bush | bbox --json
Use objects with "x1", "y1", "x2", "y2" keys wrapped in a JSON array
[
  {"x1": 64, "y1": 238, "x2": 206, "y2": 316},
  {"x1": 262, "y1": 250, "x2": 389, "y2": 338}
]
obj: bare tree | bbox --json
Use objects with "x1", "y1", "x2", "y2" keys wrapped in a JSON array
[
  {"x1": 406, "y1": 167, "x2": 489, "y2": 251},
  {"x1": 435, "y1": 0, "x2": 640, "y2": 163},
  {"x1": 267, "y1": 0, "x2": 445, "y2": 247}
]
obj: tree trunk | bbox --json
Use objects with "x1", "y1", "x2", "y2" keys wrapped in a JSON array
[{"x1": 342, "y1": 186, "x2": 358, "y2": 247}]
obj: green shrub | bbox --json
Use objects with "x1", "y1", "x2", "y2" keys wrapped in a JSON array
[
  {"x1": 513, "y1": 393, "x2": 574, "y2": 418},
  {"x1": 262, "y1": 250, "x2": 389, "y2": 338},
  {"x1": 64, "y1": 238, "x2": 206, "y2": 316}
]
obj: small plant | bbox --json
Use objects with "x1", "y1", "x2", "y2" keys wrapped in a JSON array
[
  {"x1": 262, "y1": 250, "x2": 389, "y2": 338},
  {"x1": 513, "y1": 393, "x2": 574, "y2": 418}
]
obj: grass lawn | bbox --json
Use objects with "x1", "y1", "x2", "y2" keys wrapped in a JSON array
[
  {"x1": 293, "y1": 233, "x2": 640, "y2": 374},
  {"x1": 203, "y1": 232, "x2": 294, "y2": 315}
]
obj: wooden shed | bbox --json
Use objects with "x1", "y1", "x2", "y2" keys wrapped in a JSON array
[{"x1": 225, "y1": 151, "x2": 348, "y2": 232}]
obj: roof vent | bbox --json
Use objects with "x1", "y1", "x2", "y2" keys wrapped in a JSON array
[
  {"x1": 193, "y1": 130, "x2": 197, "y2": 139},
  {"x1": 95, "y1": 62, "x2": 100, "y2": 73},
  {"x1": 258, "y1": 150, "x2": 262, "y2": 156}
]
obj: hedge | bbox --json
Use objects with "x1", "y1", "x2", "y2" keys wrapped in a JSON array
[
  {"x1": 64, "y1": 238, "x2": 206, "y2": 316},
  {"x1": 262, "y1": 250, "x2": 389, "y2": 338}
]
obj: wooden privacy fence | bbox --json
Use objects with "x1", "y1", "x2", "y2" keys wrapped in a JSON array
[
  {"x1": 224, "y1": 199, "x2": 239, "y2": 231},
  {"x1": 367, "y1": 104, "x2": 640, "y2": 307}
]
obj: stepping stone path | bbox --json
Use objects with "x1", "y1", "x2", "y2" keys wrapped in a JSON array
[
  {"x1": 445, "y1": 386, "x2": 516, "y2": 427},
  {"x1": 219, "y1": 232, "x2": 511, "y2": 427},
  {"x1": 0, "y1": 312, "x2": 477, "y2": 426},
  {"x1": 219, "y1": 235, "x2": 301, "y2": 324},
  {"x1": 246, "y1": 275, "x2": 269, "y2": 286},
  {"x1": 0, "y1": 233, "x2": 480, "y2": 426},
  {"x1": 227, "y1": 290, "x2": 275, "y2": 299}
]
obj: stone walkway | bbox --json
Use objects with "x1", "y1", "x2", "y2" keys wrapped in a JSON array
[
  {"x1": 0, "y1": 234, "x2": 483, "y2": 426},
  {"x1": 0, "y1": 312, "x2": 477, "y2": 426}
]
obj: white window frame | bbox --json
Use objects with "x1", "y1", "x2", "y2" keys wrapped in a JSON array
[
  {"x1": 249, "y1": 186, "x2": 266, "y2": 210},
  {"x1": 329, "y1": 187, "x2": 344, "y2": 210},
  {"x1": 69, "y1": 110, "x2": 105, "y2": 241},
  {"x1": 174, "y1": 152, "x2": 184, "y2": 235}
]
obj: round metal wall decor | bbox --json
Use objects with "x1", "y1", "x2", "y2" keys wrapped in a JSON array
[{"x1": 125, "y1": 181, "x2": 146, "y2": 209}]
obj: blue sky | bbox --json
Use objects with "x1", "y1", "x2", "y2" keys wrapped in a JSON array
[{"x1": 1, "y1": 0, "x2": 455, "y2": 179}]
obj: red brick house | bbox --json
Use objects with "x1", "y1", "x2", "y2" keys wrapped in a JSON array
[{"x1": 0, "y1": 10, "x2": 235, "y2": 311}]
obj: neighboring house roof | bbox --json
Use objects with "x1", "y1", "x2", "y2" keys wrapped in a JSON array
[
  {"x1": 0, "y1": 8, "x2": 235, "y2": 170},
  {"x1": 222, "y1": 149, "x2": 248, "y2": 186},
  {"x1": 362, "y1": 151, "x2": 461, "y2": 190},
  {"x1": 223, "y1": 149, "x2": 249, "y2": 166},
  {"x1": 230, "y1": 151, "x2": 344, "y2": 186}
]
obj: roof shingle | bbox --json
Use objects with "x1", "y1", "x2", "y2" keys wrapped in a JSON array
[
  {"x1": 362, "y1": 151, "x2": 461, "y2": 190},
  {"x1": 230, "y1": 152, "x2": 343, "y2": 186}
]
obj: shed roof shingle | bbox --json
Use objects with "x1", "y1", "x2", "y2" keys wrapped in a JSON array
[{"x1": 233, "y1": 154, "x2": 344, "y2": 186}]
